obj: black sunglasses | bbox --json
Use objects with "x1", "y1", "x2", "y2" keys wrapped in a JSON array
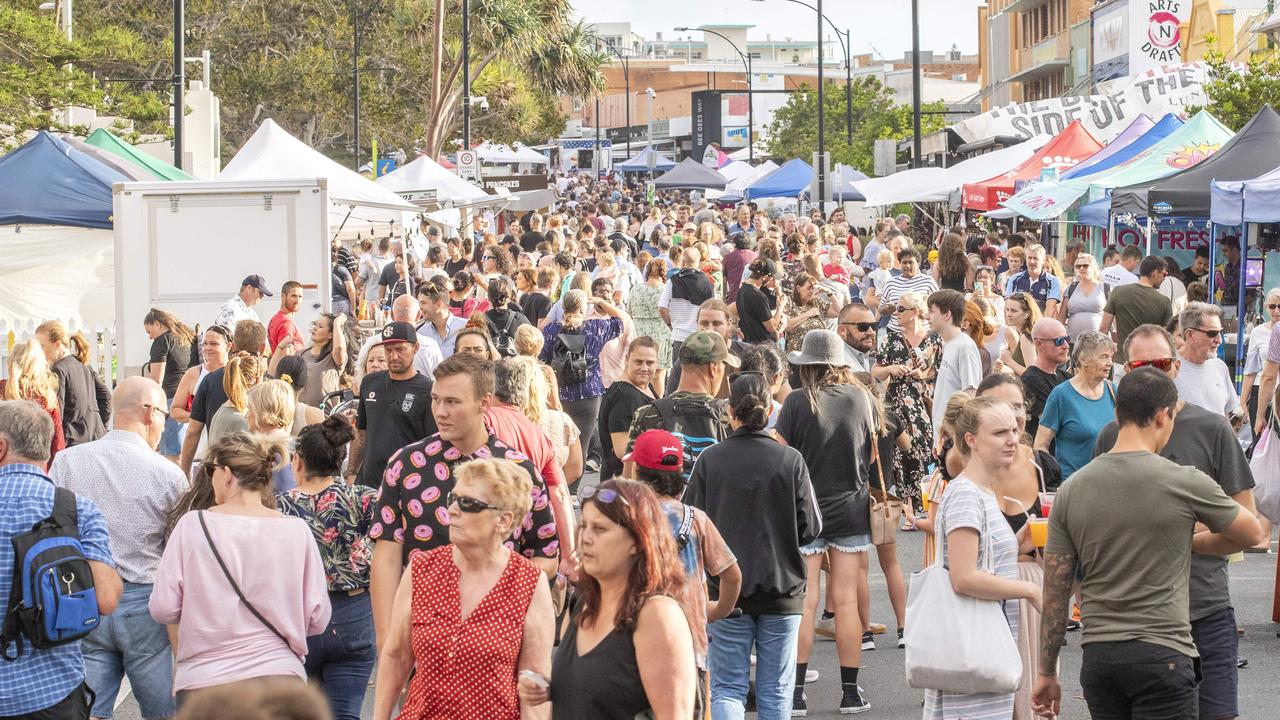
[
  {"x1": 580, "y1": 484, "x2": 630, "y2": 507},
  {"x1": 1268, "y1": 303, "x2": 1280, "y2": 310},
  {"x1": 1127, "y1": 357, "x2": 1176, "y2": 372},
  {"x1": 1186, "y1": 327, "x2": 1222, "y2": 339},
  {"x1": 447, "y1": 491, "x2": 500, "y2": 514},
  {"x1": 840, "y1": 321, "x2": 877, "y2": 332},
  {"x1": 894, "y1": 305, "x2": 915, "y2": 314}
]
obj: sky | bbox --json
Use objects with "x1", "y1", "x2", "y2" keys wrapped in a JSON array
[{"x1": 568, "y1": 0, "x2": 984, "y2": 59}]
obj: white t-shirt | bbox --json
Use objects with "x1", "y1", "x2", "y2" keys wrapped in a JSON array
[
  {"x1": 1101, "y1": 264, "x2": 1139, "y2": 287},
  {"x1": 933, "y1": 333, "x2": 984, "y2": 445},
  {"x1": 1174, "y1": 354, "x2": 1239, "y2": 416},
  {"x1": 1160, "y1": 275, "x2": 1188, "y2": 316}
]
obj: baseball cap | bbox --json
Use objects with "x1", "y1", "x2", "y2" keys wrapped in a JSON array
[
  {"x1": 242, "y1": 275, "x2": 274, "y2": 297},
  {"x1": 622, "y1": 429, "x2": 684, "y2": 472},
  {"x1": 375, "y1": 321, "x2": 417, "y2": 346},
  {"x1": 679, "y1": 331, "x2": 741, "y2": 368}
]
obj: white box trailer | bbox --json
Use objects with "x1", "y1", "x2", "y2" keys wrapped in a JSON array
[{"x1": 112, "y1": 178, "x2": 332, "y2": 375}]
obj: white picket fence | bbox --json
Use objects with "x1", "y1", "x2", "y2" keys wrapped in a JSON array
[{"x1": 0, "y1": 320, "x2": 118, "y2": 386}]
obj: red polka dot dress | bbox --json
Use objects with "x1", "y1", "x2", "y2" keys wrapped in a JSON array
[{"x1": 398, "y1": 545, "x2": 541, "y2": 720}]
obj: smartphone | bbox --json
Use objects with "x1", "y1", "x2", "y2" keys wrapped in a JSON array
[
  {"x1": 974, "y1": 280, "x2": 985, "y2": 295},
  {"x1": 519, "y1": 670, "x2": 550, "y2": 689}
]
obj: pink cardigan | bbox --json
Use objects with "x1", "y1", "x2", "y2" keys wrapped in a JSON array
[{"x1": 150, "y1": 511, "x2": 331, "y2": 691}]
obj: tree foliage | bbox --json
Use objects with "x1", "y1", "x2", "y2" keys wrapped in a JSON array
[
  {"x1": 764, "y1": 78, "x2": 947, "y2": 174},
  {"x1": 1186, "y1": 46, "x2": 1280, "y2": 131}
]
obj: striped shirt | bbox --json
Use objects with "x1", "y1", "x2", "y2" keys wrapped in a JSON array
[
  {"x1": 658, "y1": 280, "x2": 703, "y2": 342},
  {"x1": 879, "y1": 273, "x2": 938, "y2": 331}
]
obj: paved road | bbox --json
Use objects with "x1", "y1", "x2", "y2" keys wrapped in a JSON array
[{"x1": 115, "y1": 528, "x2": 1279, "y2": 719}]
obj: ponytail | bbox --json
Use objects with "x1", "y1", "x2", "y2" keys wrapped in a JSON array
[
  {"x1": 69, "y1": 332, "x2": 90, "y2": 365},
  {"x1": 223, "y1": 351, "x2": 264, "y2": 413}
]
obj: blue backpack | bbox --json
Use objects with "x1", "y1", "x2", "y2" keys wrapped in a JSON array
[{"x1": 1, "y1": 487, "x2": 100, "y2": 660}]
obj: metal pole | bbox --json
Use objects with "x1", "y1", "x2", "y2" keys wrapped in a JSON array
[
  {"x1": 911, "y1": 0, "x2": 922, "y2": 168},
  {"x1": 351, "y1": 0, "x2": 360, "y2": 170},
  {"x1": 462, "y1": 0, "x2": 471, "y2": 151},
  {"x1": 173, "y1": 0, "x2": 184, "y2": 170},
  {"x1": 816, "y1": 0, "x2": 825, "y2": 207},
  {"x1": 595, "y1": 93, "x2": 601, "y2": 177},
  {"x1": 63, "y1": 0, "x2": 73, "y2": 40},
  {"x1": 845, "y1": 29, "x2": 853, "y2": 146},
  {"x1": 747, "y1": 54, "x2": 754, "y2": 162},
  {"x1": 624, "y1": 56, "x2": 632, "y2": 158}
]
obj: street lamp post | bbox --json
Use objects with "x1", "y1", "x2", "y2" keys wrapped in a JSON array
[
  {"x1": 463, "y1": 0, "x2": 471, "y2": 151},
  {"x1": 817, "y1": 0, "x2": 825, "y2": 208},
  {"x1": 675, "y1": 26, "x2": 753, "y2": 161},
  {"x1": 173, "y1": 0, "x2": 184, "y2": 170},
  {"x1": 748, "y1": 0, "x2": 852, "y2": 145},
  {"x1": 603, "y1": 45, "x2": 633, "y2": 159},
  {"x1": 911, "y1": 0, "x2": 922, "y2": 168}
]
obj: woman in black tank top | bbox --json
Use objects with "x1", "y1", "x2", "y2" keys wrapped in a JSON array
[{"x1": 520, "y1": 479, "x2": 695, "y2": 719}]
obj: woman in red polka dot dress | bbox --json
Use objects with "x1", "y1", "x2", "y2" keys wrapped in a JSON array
[{"x1": 371, "y1": 458, "x2": 555, "y2": 720}]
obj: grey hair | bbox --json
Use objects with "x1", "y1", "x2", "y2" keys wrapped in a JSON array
[
  {"x1": 1179, "y1": 301, "x2": 1221, "y2": 335},
  {"x1": 562, "y1": 289, "x2": 588, "y2": 319},
  {"x1": 1123, "y1": 323, "x2": 1177, "y2": 360},
  {"x1": 0, "y1": 400, "x2": 53, "y2": 462},
  {"x1": 1071, "y1": 330, "x2": 1117, "y2": 367},
  {"x1": 494, "y1": 357, "x2": 535, "y2": 407}
]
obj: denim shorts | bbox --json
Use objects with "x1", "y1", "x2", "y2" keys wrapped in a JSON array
[
  {"x1": 159, "y1": 397, "x2": 185, "y2": 456},
  {"x1": 800, "y1": 533, "x2": 873, "y2": 555}
]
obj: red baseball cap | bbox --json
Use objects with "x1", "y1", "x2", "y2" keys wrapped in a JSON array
[{"x1": 622, "y1": 429, "x2": 683, "y2": 472}]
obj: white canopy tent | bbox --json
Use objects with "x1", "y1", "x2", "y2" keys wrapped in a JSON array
[
  {"x1": 376, "y1": 155, "x2": 489, "y2": 206},
  {"x1": 708, "y1": 160, "x2": 779, "y2": 201},
  {"x1": 220, "y1": 119, "x2": 420, "y2": 237},
  {"x1": 853, "y1": 135, "x2": 1051, "y2": 206},
  {"x1": 474, "y1": 142, "x2": 550, "y2": 165},
  {"x1": 728, "y1": 144, "x2": 770, "y2": 161}
]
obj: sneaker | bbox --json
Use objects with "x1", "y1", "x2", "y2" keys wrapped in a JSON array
[
  {"x1": 861, "y1": 631, "x2": 875, "y2": 650},
  {"x1": 815, "y1": 614, "x2": 836, "y2": 639},
  {"x1": 897, "y1": 628, "x2": 906, "y2": 648},
  {"x1": 1066, "y1": 619, "x2": 1081, "y2": 632},
  {"x1": 868, "y1": 622, "x2": 887, "y2": 635},
  {"x1": 805, "y1": 669, "x2": 820, "y2": 684},
  {"x1": 584, "y1": 458, "x2": 601, "y2": 473},
  {"x1": 792, "y1": 687, "x2": 808, "y2": 717},
  {"x1": 840, "y1": 685, "x2": 870, "y2": 714}
]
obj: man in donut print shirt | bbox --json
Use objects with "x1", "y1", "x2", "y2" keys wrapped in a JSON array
[{"x1": 367, "y1": 353, "x2": 558, "y2": 649}]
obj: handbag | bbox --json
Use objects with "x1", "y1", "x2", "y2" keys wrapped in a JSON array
[
  {"x1": 197, "y1": 511, "x2": 296, "y2": 656},
  {"x1": 868, "y1": 429, "x2": 903, "y2": 546},
  {"x1": 903, "y1": 486, "x2": 1022, "y2": 694},
  {"x1": 1250, "y1": 423, "x2": 1280, "y2": 524}
]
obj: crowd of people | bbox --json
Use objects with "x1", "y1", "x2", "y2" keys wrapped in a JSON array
[{"x1": 0, "y1": 170, "x2": 1273, "y2": 720}]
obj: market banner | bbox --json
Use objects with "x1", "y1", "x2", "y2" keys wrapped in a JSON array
[{"x1": 953, "y1": 63, "x2": 1210, "y2": 144}]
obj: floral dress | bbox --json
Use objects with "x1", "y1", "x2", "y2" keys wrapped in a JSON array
[
  {"x1": 878, "y1": 327, "x2": 942, "y2": 506},
  {"x1": 629, "y1": 282, "x2": 672, "y2": 369},
  {"x1": 781, "y1": 292, "x2": 831, "y2": 353}
]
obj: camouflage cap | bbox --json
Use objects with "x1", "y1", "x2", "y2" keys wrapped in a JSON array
[{"x1": 679, "y1": 330, "x2": 741, "y2": 367}]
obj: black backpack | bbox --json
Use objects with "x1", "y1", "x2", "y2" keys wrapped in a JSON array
[
  {"x1": 552, "y1": 331, "x2": 588, "y2": 386},
  {"x1": 649, "y1": 395, "x2": 727, "y2": 481},
  {"x1": 2, "y1": 487, "x2": 100, "y2": 660},
  {"x1": 492, "y1": 313, "x2": 519, "y2": 358}
]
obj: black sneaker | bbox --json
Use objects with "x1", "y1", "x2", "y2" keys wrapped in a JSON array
[
  {"x1": 897, "y1": 628, "x2": 906, "y2": 648},
  {"x1": 861, "y1": 630, "x2": 875, "y2": 650},
  {"x1": 792, "y1": 686, "x2": 808, "y2": 717},
  {"x1": 1066, "y1": 619, "x2": 1082, "y2": 632},
  {"x1": 840, "y1": 685, "x2": 870, "y2": 714}
]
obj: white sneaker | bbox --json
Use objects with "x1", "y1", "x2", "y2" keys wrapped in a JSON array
[
  {"x1": 805, "y1": 669, "x2": 819, "y2": 684},
  {"x1": 815, "y1": 614, "x2": 836, "y2": 639}
]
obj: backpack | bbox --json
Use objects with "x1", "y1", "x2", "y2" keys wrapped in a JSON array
[
  {"x1": 650, "y1": 395, "x2": 727, "y2": 481},
  {"x1": 551, "y1": 331, "x2": 588, "y2": 386},
  {"x1": 1, "y1": 487, "x2": 99, "y2": 660},
  {"x1": 492, "y1": 313, "x2": 519, "y2": 358}
]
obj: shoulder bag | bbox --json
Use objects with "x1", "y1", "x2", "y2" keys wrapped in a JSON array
[
  {"x1": 1251, "y1": 406, "x2": 1280, "y2": 523},
  {"x1": 197, "y1": 511, "x2": 296, "y2": 655},
  {"x1": 866, "y1": 394, "x2": 903, "y2": 546},
  {"x1": 903, "y1": 485, "x2": 1022, "y2": 693}
]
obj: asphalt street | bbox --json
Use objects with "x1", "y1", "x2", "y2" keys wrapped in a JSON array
[{"x1": 112, "y1": 523, "x2": 1280, "y2": 719}]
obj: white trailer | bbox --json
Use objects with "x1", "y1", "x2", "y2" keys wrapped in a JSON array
[{"x1": 112, "y1": 178, "x2": 332, "y2": 375}]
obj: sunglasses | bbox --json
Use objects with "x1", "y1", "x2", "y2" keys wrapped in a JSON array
[
  {"x1": 840, "y1": 321, "x2": 877, "y2": 332},
  {"x1": 1127, "y1": 357, "x2": 1176, "y2": 372},
  {"x1": 1186, "y1": 327, "x2": 1222, "y2": 339},
  {"x1": 446, "y1": 491, "x2": 500, "y2": 514},
  {"x1": 1268, "y1": 303, "x2": 1280, "y2": 310},
  {"x1": 580, "y1": 484, "x2": 630, "y2": 507},
  {"x1": 894, "y1": 305, "x2": 915, "y2": 314},
  {"x1": 1034, "y1": 336, "x2": 1070, "y2": 347},
  {"x1": 203, "y1": 462, "x2": 225, "y2": 475}
]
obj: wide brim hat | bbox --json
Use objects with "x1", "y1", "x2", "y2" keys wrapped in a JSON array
[{"x1": 786, "y1": 329, "x2": 851, "y2": 368}]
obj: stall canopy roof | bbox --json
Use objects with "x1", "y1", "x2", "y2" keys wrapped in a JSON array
[
  {"x1": 375, "y1": 154, "x2": 489, "y2": 205},
  {"x1": 1060, "y1": 114, "x2": 1164, "y2": 180},
  {"x1": 84, "y1": 129, "x2": 193, "y2": 181},
  {"x1": 853, "y1": 134, "x2": 1050, "y2": 206},
  {"x1": 1211, "y1": 164, "x2": 1280, "y2": 224},
  {"x1": 475, "y1": 142, "x2": 549, "y2": 165},
  {"x1": 617, "y1": 145, "x2": 677, "y2": 173},
  {"x1": 745, "y1": 159, "x2": 814, "y2": 200},
  {"x1": 710, "y1": 160, "x2": 778, "y2": 201},
  {"x1": 961, "y1": 120, "x2": 1102, "y2": 211},
  {"x1": 652, "y1": 158, "x2": 728, "y2": 190},
  {"x1": 0, "y1": 131, "x2": 127, "y2": 229},
  {"x1": 1113, "y1": 105, "x2": 1280, "y2": 217},
  {"x1": 832, "y1": 164, "x2": 869, "y2": 202}
]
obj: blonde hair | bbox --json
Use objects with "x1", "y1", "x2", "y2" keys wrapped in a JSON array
[
  {"x1": 454, "y1": 458, "x2": 533, "y2": 531},
  {"x1": 36, "y1": 320, "x2": 91, "y2": 364},
  {"x1": 247, "y1": 380, "x2": 295, "y2": 432},
  {"x1": 205, "y1": 431, "x2": 287, "y2": 496},
  {"x1": 562, "y1": 289, "x2": 589, "y2": 327},
  {"x1": 513, "y1": 356, "x2": 549, "y2": 424},
  {"x1": 514, "y1": 324, "x2": 544, "y2": 357},
  {"x1": 223, "y1": 352, "x2": 266, "y2": 414},
  {"x1": 951, "y1": 395, "x2": 1010, "y2": 457},
  {"x1": 877, "y1": 248, "x2": 894, "y2": 268},
  {"x1": 4, "y1": 340, "x2": 58, "y2": 408}
]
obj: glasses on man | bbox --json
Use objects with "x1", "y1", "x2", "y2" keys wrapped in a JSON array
[
  {"x1": 1127, "y1": 357, "x2": 1176, "y2": 372},
  {"x1": 840, "y1": 321, "x2": 877, "y2": 332},
  {"x1": 1034, "y1": 336, "x2": 1070, "y2": 347},
  {"x1": 143, "y1": 403, "x2": 170, "y2": 419},
  {"x1": 1186, "y1": 327, "x2": 1223, "y2": 339},
  {"x1": 579, "y1": 484, "x2": 630, "y2": 507},
  {"x1": 446, "y1": 491, "x2": 500, "y2": 514}
]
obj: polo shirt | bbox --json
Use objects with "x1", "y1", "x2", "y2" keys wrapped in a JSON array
[
  {"x1": 1007, "y1": 270, "x2": 1063, "y2": 311},
  {"x1": 368, "y1": 434, "x2": 558, "y2": 563},
  {"x1": 0, "y1": 464, "x2": 113, "y2": 716},
  {"x1": 484, "y1": 403, "x2": 564, "y2": 487}
]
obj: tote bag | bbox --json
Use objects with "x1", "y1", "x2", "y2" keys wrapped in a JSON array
[
  {"x1": 904, "y1": 485, "x2": 1022, "y2": 694},
  {"x1": 1250, "y1": 426, "x2": 1280, "y2": 524}
]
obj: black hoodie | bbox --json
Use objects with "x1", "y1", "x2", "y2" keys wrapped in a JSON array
[{"x1": 685, "y1": 428, "x2": 821, "y2": 615}]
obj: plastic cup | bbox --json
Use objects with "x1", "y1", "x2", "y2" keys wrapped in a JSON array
[
  {"x1": 1028, "y1": 517, "x2": 1049, "y2": 548},
  {"x1": 1039, "y1": 492, "x2": 1056, "y2": 517}
]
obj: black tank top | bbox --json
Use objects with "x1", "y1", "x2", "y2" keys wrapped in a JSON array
[
  {"x1": 550, "y1": 616, "x2": 649, "y2": 719},
  {"x1": 940, "y1": 271, "x2": 967, "y2": 292}
]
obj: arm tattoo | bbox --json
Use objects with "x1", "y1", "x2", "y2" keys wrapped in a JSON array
[{"x1": 1038, "y1": 550, "x2": 1077, "y2": 675}]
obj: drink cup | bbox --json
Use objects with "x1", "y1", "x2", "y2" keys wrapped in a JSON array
[
  {"x1": 1028, "y1": 517, "x2": 1049, "y2": 548},
  {"x1": 1039, "y1": 492, "x2": 1056, "y2": 517}
]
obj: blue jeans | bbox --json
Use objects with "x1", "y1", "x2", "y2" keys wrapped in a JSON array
[
  {"x1": 304, "y1": 591, "x2": 375, "y2": 720},
  {"x1": 81, "y1": 583, "x2": 175, "y2": 720},
  {"x1": 159, "y1": 398, "x2": 185, "y2": 456},
  {"x1": 708, "y1": 613, "x2": 801, "y2": 720}
]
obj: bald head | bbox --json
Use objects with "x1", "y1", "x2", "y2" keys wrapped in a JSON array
[
  {"x1": 113, "y1": 376, "x2": 166, "y2": 422},
  {"x1": 1031, "y1": 318, "x2": 1067, "y2": 340},
  {"x1": 391, "y1": 295, "x2": 421, "y2": 324},
  {"x1": 680, "y1": 248, "x2": 701, "y2": 268}
]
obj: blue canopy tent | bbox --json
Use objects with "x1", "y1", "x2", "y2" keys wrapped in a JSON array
[
  {"x1": 0, "y1": 131, "x2": 127, "y2": 229},
  {"x1": 616, "y1": 145, "x2": 677, "y2": 173},
  {"x1": 1078, "y1": 194, "x2": 1114, "y2": 227},
  {"x1": 1061, "y1": 114, "x2": 1181, "y2": 180},
  {"x1": 744, "y1": 159, "x2": 814, "y2": 200},
  {"x1": 832, "y1": 164, "x2": 868, "y2": 202}
]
